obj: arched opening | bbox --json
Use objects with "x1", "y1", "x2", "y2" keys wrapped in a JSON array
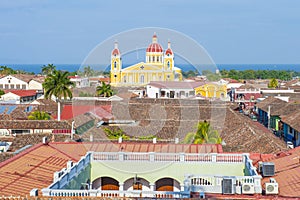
[
  {"x1": 155, "y1": 178, "x2": 181, "y2": 191},
  {"x1": 123, "y1": 177, "x2": 150, "y2": 191},
  {"x1": 167, "y1": 61, "x2": 170, "y2": 69},
  {"x1": 92, "y1": 177, "x2": 119, "y2": 190},
  {"x1": 114, "y1": 61, "x2": 117, "y2": 69}
]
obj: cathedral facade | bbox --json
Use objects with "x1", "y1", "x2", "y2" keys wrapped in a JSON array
[{"x1": 110, "y1": 33, "x2": 182, "y2": 87}]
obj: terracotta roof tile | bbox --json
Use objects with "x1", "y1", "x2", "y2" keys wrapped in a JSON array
[{"x1": 5, "y1": 90, "x2": 37, "y2": 97}]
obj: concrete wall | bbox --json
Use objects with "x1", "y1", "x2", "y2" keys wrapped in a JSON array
[{"x1": 91, "y1": 161, "x2": 245, "y2": 185}]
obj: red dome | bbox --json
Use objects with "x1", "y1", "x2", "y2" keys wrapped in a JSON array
[
  {"x1": 165, "y1": 48, "x2": 173, "y2": 55},
  {"x1": 146, "y1": 33, "x2": 163, "y2": 53},
  {"x1": 111, "y1": 48, "x2": 120, "y2": 56},
  {"x1": 146, "y1": 43, "x2": 163, "y2": 53}
]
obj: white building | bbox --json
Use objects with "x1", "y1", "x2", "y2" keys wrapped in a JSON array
[
  {"x1": 69, "y1": 75, "x2": 89, "y2": 88},
  {"x1": 0, "y1": 75, "x2": 44, "y2": 91},
  {"x1": 146, "y1": 81, "x2": 205, "y2": 98},
  {"x1": 0, "y1": 90, "x2": 39, "y2": 104}
]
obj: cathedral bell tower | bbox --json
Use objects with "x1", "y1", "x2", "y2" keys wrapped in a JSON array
[
  {"x1": 164, "y1": 40, "x2": 174, "y2": 71},
  {"x1": 110, "y1": 41, "x2": 122, "y2": 85}
]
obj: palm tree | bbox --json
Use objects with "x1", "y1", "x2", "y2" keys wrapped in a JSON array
[
  {"x1": 42, "y1": 64, "x2": 56, "y2": 75},
  {"x1": 83, "y1": 66, "x2": 94, "y2": 77},
  {"x1": 43, "y1": 70, "x2": 75, "y2": 121},
  {"x1": 184, "y1": 121, "x2": 222, "y2": 144},
  {"x1": 28, "y1": 110, "x2": 51, "y2": 120},
  {"x1": 96, "y1": 81, "x2": 113, "y2": 97}
]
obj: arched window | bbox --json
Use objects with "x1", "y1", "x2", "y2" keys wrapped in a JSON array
[
  {"x1": 152, "y1": 56, "x2": 155, "y2": 62},
  {"x1": 114, "y1": 61, "x2": 117, "y2": 69},
  {"x1": 140, "y1": 75, "x2": 144, "y2": 83},
  {"x1": 167, "y1": 61, "x2": 170, "y2": 68},
  {"x1": 157, "y1": 56, "x2": 159, "y2": 62}
]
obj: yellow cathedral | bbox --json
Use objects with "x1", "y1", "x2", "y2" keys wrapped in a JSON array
[{"x1": 110, "y1": 33, "x2": 182, "y2": 87}]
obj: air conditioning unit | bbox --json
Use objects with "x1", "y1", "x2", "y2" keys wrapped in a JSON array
[
  {"x1": 265, "y1": 178, "x2": 279, "y2": 195},
  {"x1": 222, "y1": 178, "x2": 234, "y2": 194},
  {"x1": 262, "y1": 162, "x2": 275, "y2": 177},
  {"x1": 242, "y1": 183, "x2": 255, "y2": 194}
]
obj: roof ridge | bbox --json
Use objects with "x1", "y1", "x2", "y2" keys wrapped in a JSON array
[
  {"x1": 48, "y1": 143, "x2": 80, "y2": 161},
  {"x1": 0, "y1": 143, "x2": 44, "y2": 169}
]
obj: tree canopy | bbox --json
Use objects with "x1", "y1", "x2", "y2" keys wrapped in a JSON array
[
  {"x1": 184, "y1": 121, "x2": 222, "y2": 144},
  {"x1": 28, "y1": 110, "x2": 51, "y2": 120},
  {"x1": 268, "y1": 78, "x2": 279, "y2": 88},
  {"x1": 96, "y1": 81, "x2": 113, "y2": 97},
  {"x1": 220, "y1": 69, "x2": 295, "y2": 81},
  {"x1": 43, "y1": 70, "x2": 75, "y2": 100},
  {"x1": 41, "y1": 64, "x2": 56, "y2": 76}
]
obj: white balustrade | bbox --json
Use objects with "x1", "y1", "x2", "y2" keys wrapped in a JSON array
[{"x1": 92, "y1": 152, "x2": 245, "y2": 163}]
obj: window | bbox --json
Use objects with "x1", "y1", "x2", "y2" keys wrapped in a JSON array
[
  {"x1": 114, "y1": 61, "x2": 117, "y2": 69},
  {"x1": 114, "y1": 75, "x2": 117, "y2": 78},
  {"x1": 167, "y1": 61, "x2": 170, "y2": 68},
  {"x1": 22, "y1": 84, "x2": 26, "y2": 89},
  {"x1": 5, "y1": 84, "x2": 9, "y2": 89},
  {"x1": 16, "y1": 84, "x2": 20, "y2": 89},
  {"x1": 8, "y1": 80, "x2": 11, "y2": 83},
  {"x1": 0, "y1": 84, "x2": 2, "y2": 89},
  {"x1": 123, "y1": 76, "x2": 126, "y2": 83},
  {"x1": 10, "y1": 85, "x2": 14, "y2": 89},
  {"x1": 140, "y1": 75, "x2": 144, "y2": 83},
  {"x1": 157, "y1": 56, "x2": 159, "y2": 62},
  {"x1": 289, "y1": 126, "x2": 293, "y2": 134},
  {"x1": 152, "y1": 56, "x2": 155, "y2": 62}
]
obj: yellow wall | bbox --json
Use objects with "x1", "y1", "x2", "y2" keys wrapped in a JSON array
[{"x1": 195, "y1": 83, "x2": 227, "y2": 98}]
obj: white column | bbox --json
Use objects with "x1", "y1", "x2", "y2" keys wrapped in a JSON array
[
  {"x1": 119, "y1": 182, "x2": 124, "y2": 197},
  {"x1": 150, "y1": 183, "x2": 155, "y2": 191},
  {"x1": 180, "y1": 184, "x2": 185, "y2": 192}
]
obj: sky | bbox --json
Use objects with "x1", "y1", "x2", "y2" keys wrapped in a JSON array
[{"x1": 0, "y1": 0, "x2": 300, "y2": 64}]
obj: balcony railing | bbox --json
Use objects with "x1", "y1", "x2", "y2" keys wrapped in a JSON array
[{"x1": 92, "y1": 152, "x2": 245, "y2": 163}]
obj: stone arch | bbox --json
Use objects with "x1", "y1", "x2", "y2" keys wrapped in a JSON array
[
  {"x1": 155, "y1": 177, "x2": 181, "y2": 191},
  {"x1": 123, "y1": 177, "x2": 151, "y2": 191},
  {"x1": 92, "y1": 176, "x2": 119, "y2": 190}
]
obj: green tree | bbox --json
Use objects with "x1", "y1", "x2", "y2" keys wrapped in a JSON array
[
  {"x1": 42, "y1": 64, "x2": 56, "y2": 75},
  {"x1": 268, "y1": 78, "x2": 278, "y2": 88},
  {"x1": 83, "y1": 66, "x2": 94, "y2": 77},
  {"x1": 43, "y1": 70, "x2": 75, "y2": 121},
  {"x1": 0, "y1": 89, "x2": 4, "y2": 96},
  {"x1": 103, "y1": 127, "x2": 129, "y2": 140},
  {"x1": 28, "y1": 110, "x2": 51, "y2": 120},
  {"x1": 184, "y1": 121, "x2": 222, "y2": 144},
  {"x1": 96, "y1": 81, "x2": 113, "y2": 97},
  {"x1": 0, "y1": 66, "x2": 16, "y2": 75}
]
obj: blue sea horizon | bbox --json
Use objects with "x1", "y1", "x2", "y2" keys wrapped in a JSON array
[{"x1": 1, "y1": 63, "x2": 300, "y2": 74}]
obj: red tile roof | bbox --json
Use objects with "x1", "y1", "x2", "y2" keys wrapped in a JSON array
[
  {"x1": 0, "y1": 143, "x2": 78, "y2": 196},
  {"x1": 60, "y1": 104, "x2": 113, "y2": 120},
  {"x1": 0, "y1": 142, "x2": 222, "y2": 196},
  {"x1": 5, "y1": 90, "x2": 37, "y2": 97},
  {"x1": 256, "y1": 147, "x2": 300, "y2": 198}
]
